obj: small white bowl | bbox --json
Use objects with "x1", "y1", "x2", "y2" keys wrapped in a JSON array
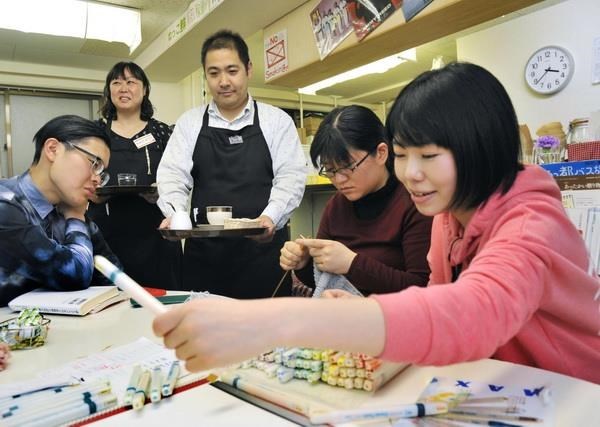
[{"x1": 206, "y1": 206, "x2": 232, "y2": 225}]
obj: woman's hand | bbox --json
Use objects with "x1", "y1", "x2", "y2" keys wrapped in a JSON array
[
  {"x1": 0, "y1": 342, "x2": 11, "y2": 371},
  {"x1": 153, "y1": 299, "x2": 275, "y2": 372},
  {"x1": 280, "y1": 240, "x2": 310, "y2": 270},
  {"x1": 300, "y1": 238, "x2": 357, "y2": 275}
]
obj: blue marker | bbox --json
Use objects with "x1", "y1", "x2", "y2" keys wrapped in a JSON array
[
  {"x1": 132, "y1": 370, "x2": 151, "y2": 410},
  {"x1": 161, "y1": 361, "x2": 180, "y2": 397},
  {"x1": 123, "y1": 365, "x2": 142, "y2": 406},
  {"x1": 150, "y1": 367, "x2": 163, "y2": 403}
]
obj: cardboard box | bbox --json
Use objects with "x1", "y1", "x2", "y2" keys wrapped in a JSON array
[
  {"x1": 304, "y1": 116, "x2": 323, "y2": 135},
  {"x1": 296, "y1": 127, "x2": 307, "y2": 145}
]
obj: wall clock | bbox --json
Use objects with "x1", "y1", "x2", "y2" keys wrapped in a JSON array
[{"x1": 524, "y1": 45, "x2": 574, "y2": 95}]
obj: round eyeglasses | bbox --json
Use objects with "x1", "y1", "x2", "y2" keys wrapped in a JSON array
[
  {"x1": 62, "y1": 141, "x2": 110, "y2": 187},
  {"x1": 318, "y1": 151, "x2": 372, "y2": 179}
]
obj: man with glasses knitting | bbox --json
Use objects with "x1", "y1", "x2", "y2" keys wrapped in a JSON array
[{"x1": 0, "y1": 115, "x2": 121, "y2": 306}]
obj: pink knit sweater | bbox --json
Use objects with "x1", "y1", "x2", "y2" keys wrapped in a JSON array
[{"x1": 372, "y1": 165, "x2": 600, "y2": 384}]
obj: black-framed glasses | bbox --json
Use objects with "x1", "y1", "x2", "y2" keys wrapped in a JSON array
[
  {"x1": 62, "y1": 141, "x2": 110, "y2": 187},
  {"x1": 318, "y1": 151, "x2": 372, "y2": 179}
]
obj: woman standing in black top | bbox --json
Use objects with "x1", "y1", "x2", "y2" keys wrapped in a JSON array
[{"x1": 88, "y1": 62, "x2": 182, "y2": 289}]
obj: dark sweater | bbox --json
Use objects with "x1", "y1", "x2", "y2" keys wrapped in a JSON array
[{"x1": 297, "y1": 177, "x2": 432, "y2": 294}]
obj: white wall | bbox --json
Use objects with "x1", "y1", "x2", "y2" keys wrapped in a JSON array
[
  {"x1": 0, "y1": 60, "x2": 187, "y2": 125},
  {"x1": 457, "y1": 0, "x2": 600, "y2": 137},
  {"x1": 149, "y1": 81, "x2": 187, "y2": 125}
]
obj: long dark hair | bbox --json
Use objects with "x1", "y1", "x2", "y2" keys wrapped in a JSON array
[{"x1": 99, "y1": 62, "x2": 154, "y2": 121}]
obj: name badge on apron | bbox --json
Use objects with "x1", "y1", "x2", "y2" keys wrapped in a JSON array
[
  {"x1": 228, "y1": 135, "x2": 244, "y2": 145},
  {"x1": 133, "y1": 133, "x2": 156, "y2": 149}
]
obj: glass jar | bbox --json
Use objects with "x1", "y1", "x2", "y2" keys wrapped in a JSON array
[{"x1": 567, "y1": 118, "x2": 590, "y2": 145}]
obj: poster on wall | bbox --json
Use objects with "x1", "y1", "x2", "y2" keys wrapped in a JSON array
[
  {"x1": 401, "y1": 0, "x2": 433, "y2": 21},
  {"x1": 346, "y1": 0, "x2": 403, "y2": 41},
  {"x1": 310, "y1": 0, "x2": 354, "y2": 60},
  {"x1": 264, "y1": 30, "x2": 289, "y2": 81}
]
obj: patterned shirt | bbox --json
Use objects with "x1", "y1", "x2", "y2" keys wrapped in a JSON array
[{"x1": 0, "y1": 172, "x2": 121, "y2": 306}]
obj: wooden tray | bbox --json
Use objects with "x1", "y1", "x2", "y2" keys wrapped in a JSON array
[
  {"x1": 96, "y1": 185, "x2": 157, "y2": 196},
  {"x1": 159, "y1": 225, "x2": 266, "y2": 239}
]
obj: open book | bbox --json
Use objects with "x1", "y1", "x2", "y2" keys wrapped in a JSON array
[{"x1": 8, "y1": 286, "x2": 126, "y2": 316}]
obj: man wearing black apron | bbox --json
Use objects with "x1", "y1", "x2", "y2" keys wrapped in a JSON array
[{"x1": 156, "y1": 29, "x2": 307, "y2": 298}]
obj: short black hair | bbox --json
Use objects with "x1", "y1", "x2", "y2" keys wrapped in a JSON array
[
  {"x1": 201, "y1": 29, "x2": 250, "y2": 71},
  {"x1": 310, "y1": 105, "x2": 391, "y2": 171},
  {"x1": 32, "y1": 115, "x2": 111, "y2": 164},
  {"x1": 386, "y1": 62, "x2": 523, "y2": 211},
  {"x1": 100, "y1": 62, "x2": 154, "y2": 121}
]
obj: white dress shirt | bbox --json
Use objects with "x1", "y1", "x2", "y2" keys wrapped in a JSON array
[{"x1": 157, "y1": 96, "x2": 307, "y2": 229}]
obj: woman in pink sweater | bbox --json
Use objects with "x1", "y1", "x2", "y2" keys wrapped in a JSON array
[{"x1": 153, "y1": 62, "x2": 600, "y2": 384}]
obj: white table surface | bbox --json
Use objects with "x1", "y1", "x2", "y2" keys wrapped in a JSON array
[{"x1": 1, "y1": 300, "x2": 599, "y2": 426}]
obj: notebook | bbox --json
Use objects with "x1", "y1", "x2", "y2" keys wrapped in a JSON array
[{"x1": 8, "y1": 286, "x2": 126, "y2": 316}]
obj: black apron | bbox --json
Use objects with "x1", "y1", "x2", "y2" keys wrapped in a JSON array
[
  {"x1": 88, "y1": 120, "x2": 182, "y2": 290},
  {"x1": 183, "y1": 103, "x2": 291, "y2": 298}
]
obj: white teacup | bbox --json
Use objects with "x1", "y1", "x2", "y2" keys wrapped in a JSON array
[
  {"x1": 170, "y1": 211, "x2": 192, "y2": 230},
  {"x1": 206, "y1": 206, "x2": 232, "y2": 225}
]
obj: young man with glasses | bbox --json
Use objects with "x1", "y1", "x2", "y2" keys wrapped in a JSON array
[{"x1": 0, "y1": 115, "x2": 121, "y2": 306}]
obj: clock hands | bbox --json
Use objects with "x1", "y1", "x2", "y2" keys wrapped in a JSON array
[
  {"x1": 537, "y1": 69, "x2": 549, "y2": 83},
  {"x1": 536, "y1": 67, "x2": 559, "y2": 84}
]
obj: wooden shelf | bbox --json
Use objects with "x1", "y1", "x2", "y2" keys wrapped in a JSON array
[{"x1": 266, "y1": 0, "x2": 545, "y2": 88}]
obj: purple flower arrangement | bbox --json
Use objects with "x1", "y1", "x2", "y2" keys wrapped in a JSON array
[{"x1": 535, "y1": 135, "x2": 560, "y2": 149}]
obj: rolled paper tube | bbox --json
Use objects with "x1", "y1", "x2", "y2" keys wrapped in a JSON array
[{"x1": 94, "y1": 256, "x2": 166, "y2": 316}]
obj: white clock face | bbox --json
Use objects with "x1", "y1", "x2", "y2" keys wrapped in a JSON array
[{"x1": 525, "y1": 46, "x2": 574, "y2": 95}]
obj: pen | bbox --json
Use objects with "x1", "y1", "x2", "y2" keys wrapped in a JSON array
[
  {"x1": 94, "y1": 255, "x2": 167, "y2": 315},
  {"x1": 162, "y1": 360, "x2": 180, "y2": 397},
  {"x1": 447, "y1": 409, "x2": 540, "y2": 422},
  {"x1": 434, "y1": 413, "x2": 524, "y2": 427},
  {"x1": 454, "y1": 396, "x2": 510, "y2": 405},
  {"x1": 309, "y1": 402, "x2": 449, "y2": 424},
  {"x1": 150, "y1": 366, "x2": 163, "y2": 403},
  {"x1": 132, "y1": 369, "x2": 151, "y2": 410},
  {"x1": 123, "y1": 365, "x2": 142, "y2": 406}
]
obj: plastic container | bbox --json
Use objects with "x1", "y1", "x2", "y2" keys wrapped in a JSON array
[
  {"x1": 567, "y1": 118, "x2": 590, "y2": 145},
  {"x1": 0, "y1": 316, "x2": 51, "y2": 350}
]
